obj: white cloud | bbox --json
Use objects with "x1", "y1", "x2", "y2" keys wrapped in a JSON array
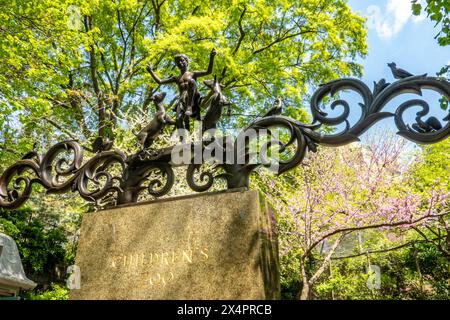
[
  {"x1": 412, "y1": 14, "x2": 426, "y2": 23},
  {"x1": 366, "y1": 0, "x2": 426, "y2": 39}
]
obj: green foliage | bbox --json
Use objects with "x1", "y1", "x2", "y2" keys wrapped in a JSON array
[
  {"x1": 309, "y1": 137, "x2": 450, "y2": 300},
  {"x1": 406, "y1": 138, "x2": 450, "y2": 299},
  {"x1": 412, "y1": 0, "x2": 450, "y2": 46},
  {"x1": 279, "y1": 248, "x2": 302, "y2": 300},
  {"x1": 412, "y1": 0, "x2": 450, "y2": 112},
  {"x1": 2, "y1": 1, "x2": 370, "y2": 298},
  {"x1": 409, "y1": 139, "x2": 450, "y2": 193},
  {"x1": 254, "y1": 132, "x2": 450, "y2": 300},
  {"x1": 315, "y1": 261, "x2": 372, "y2": 300},
  {"x1": 24, "y1": 283, "x2": 69, "y2": 300},
  {"x1": 1, "y1": 0, "x2": 448, "y2": 301},
  {"x1": 412, "y1": 0, "x2": 449, "y2": 111},
  {"x1": 0, "y1": 183, "x2": 82, "y2": 300},
  {"x1": 0, "y1": 206, "x2": 75, "y2": 285},
  {"x1": 0, "y1": 0, "x2": 368, "y2": 164},
  {"x1": 312, "y1": 240, "x2": 450, "y2": 300}
]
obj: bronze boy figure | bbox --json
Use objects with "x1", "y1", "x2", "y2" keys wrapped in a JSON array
[{"x1": 147, "y1": 49, "x2": 216, "y2": 129}]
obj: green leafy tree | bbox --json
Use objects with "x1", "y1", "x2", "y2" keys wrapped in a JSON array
[
  {"x1": 0, "y1": 206, "x2": 77, "y2": 290},
  {"x1": 408, "y1": 139, "x2": 450, "y2": 262},
  {"x1": 24, "y1": 283, "x2": 69, "y2": 300},
  {"x1": 315, "y1": 238, "x2": 450, "y2": 300},
  {"x1": 0, "y1": 0, "x2": 367, "y2": 164},
  {"x1": 412, "y1": 0, "x2": 449, "y2": 46},
  {"x1": 412, "y1": 0, "x2": 449, "y2": 112}
]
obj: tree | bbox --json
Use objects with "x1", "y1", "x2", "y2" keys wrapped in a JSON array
[
  {"x1": 254, "y1": 133, "x2": 449, "y2": 299},
  {"x1": 308, "y1": 138, "x2": 450, "y2": 300},
  {"x1": 0, "y1": 206, "x2": 75, "y2": 290},
  {"x1": 0, "y1": 0, "x2": 368, "y2": 166},
  {"x1": 0, "y1": 191, "x2": 83, "y2": 292},
  {"x1": 412, "y1": 0, "x2": 450, "y2": 111},
  {"x1": 315, "y1": 238, "x2": 450, "y2": 299},
  {"x1": 412, "y1": 0, "x2": 449, "y2": 46},
  {"x1": 408, "y1": 139, "x2": 450, "y2": 262}
]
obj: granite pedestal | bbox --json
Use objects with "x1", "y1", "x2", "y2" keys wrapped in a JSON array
[{"x1": 70, "y1": 189, "x2": 280, "y2": 300}]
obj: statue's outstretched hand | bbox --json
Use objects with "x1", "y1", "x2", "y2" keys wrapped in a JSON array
[{"x1": 210, "y1": 48, "x2": 217, "y2": 57}]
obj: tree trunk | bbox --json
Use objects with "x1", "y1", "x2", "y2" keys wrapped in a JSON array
[
  {"x1": 85, "y1": 15, "x2": 106, "y2": 139},
  {"x1": 298, "y1": 257, "x2": 311, "y2": 300},
  {"x1": 299, "y1": 282, "x2": 311, "y2": 300}
]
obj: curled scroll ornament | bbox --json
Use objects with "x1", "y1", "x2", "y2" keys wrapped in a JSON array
[
  {"x1": 0, "y1": 141, "x2": 127, "y2": 209},
  {"x1": 0, "y1": 71, "x2": 449, "y2": 209}
]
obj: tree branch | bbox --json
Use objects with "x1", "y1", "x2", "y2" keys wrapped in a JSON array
[
  {"x1": 412, "y1": 226, "x2": 429, "y2": 241},
  {"x1": 309, "y1": 232, "x2": 346, "y2": 284},
  {"x1": 43, "y1": 118, "x2": 78, "y2": 141},
  {"x1": 331, "y1": 241, "x2": 417, "y2": 260},
  {"x1": 233, "y1": 7, "x2": 247, "y2": 56},
  {"x1": 84, "y1": 15, "x2": 106, "y2": 138},
  {"x1": 99, "y1": 50, "x2": 116, "y2": 92},
  {"x1": 0, "y1": 145, "x2": 20, "y2": 155},
  {"x1": 305, "y1": 210, "x2": 450, "y2": 257},
  {"x1": 252, "y1": 29, "x2": 317, "y2": 55}
]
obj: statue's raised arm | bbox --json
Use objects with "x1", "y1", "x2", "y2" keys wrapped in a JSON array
[
  {"x1": 193, "y1": 49, "x2": 216, "y2": 78},
  {"x1": 145, "y1": 50, "x2": 218, "y2": 129},
  {"x1": 146, "y1": 64, "x2": 176, "y2": 85}
]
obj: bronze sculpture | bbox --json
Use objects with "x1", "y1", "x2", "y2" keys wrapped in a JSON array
[
  {"x1": 201, "y1": 75, "x2": 230, "y2": 132},
  {"x1": 146, "y1": 49, "x2": 216, "y2": 130},
  {"x1": 388, "y1": 62, "x2": 415, "y2": 79},
  {"x1": 133, "y1": 92, "x2": 175, "y2": 150},
  {"x1": 0, "y1": 58, "x2": 449, "y2": 209}
]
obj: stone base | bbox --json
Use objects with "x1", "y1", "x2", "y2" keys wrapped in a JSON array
[{"x1": 70, "y1": 189, "x2": 280, "y2": 300}]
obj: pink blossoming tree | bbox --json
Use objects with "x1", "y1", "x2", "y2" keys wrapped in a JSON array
[{"x1": 255, "y1": 132, "x2": 449, "y2": 300}]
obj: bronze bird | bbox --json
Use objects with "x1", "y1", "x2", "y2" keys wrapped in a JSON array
[
  {"x1": 373, "y1": 79, "x2": 390, "y2": 96},
  {"x1": 387, "y1": 62, "x2": 414, "y2": 79},
  {"x1": 263, "y1": 97, "x2": 283, "y2": 117},
  {"x1": 92, "y1": 137, "x2": 113, "y2": 153},
  {"x1": 412, "y1": 116, "x2": 443, "y2": 133}
]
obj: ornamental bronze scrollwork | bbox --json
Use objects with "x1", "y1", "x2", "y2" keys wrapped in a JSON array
[{"x1": 1, "y1": 55, "x2": 449, "y2": 209}]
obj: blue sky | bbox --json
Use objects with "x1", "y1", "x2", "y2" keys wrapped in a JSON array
[
  {"x1": 331, "y1": 0, "x2": 450, "y2": 139},
  {"x1": 348, "y1": 0, "x2": 449, "y2": 80}
]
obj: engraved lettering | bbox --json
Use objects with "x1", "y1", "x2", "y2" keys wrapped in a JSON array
[
  {"x1": 109, "y1": 246, "x2": 211, "y2": 288},
  {"x1": 154, "y1": 273, "x2": 162, "y2": 285},
  {"x1": 111, "y1": 256, "x2": 119, "y2": 268},
  {"x1": 141, "y1": 253, "x2": 145, "y2": 267},
  {"x1": 200, "y1": 248, "x2": 209, "y2": 261},
  {"x1": 128, "y1": 255, "x2": 132, "y2": 269},
  {"x1": 161, "y1": 252, "x2": 169, "y2": 265},
  {"x1": 182, "y1": 249, "x2": 193, "y2": 263},
  {"x1": 148, "y1": 274, "x2": 154, "y2": 286}
]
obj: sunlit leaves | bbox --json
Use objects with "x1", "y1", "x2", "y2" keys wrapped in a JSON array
[
  {"x1": 412, "y1": 0, "x2": 450, "y2": 46},
  {"x1": 0, "y1": 0, "x2": 367, "y2": 167}
]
